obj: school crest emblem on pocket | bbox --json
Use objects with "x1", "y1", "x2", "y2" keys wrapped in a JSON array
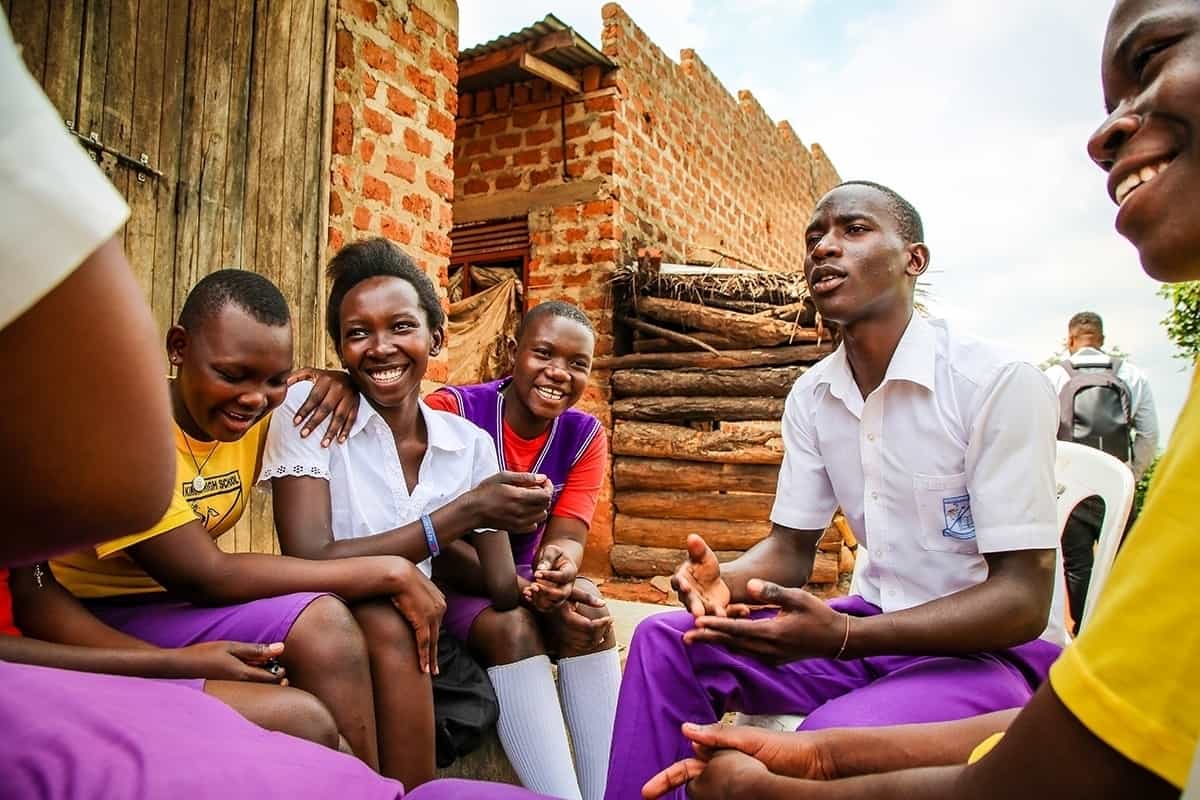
[{"x1": 941, "y1": 494, "x2": 975, "y2": 540}]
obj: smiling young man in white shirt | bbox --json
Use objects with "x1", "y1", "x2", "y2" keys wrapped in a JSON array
[{"x1": 609, "y1": 181, "x2": 1065, "y2": 800}]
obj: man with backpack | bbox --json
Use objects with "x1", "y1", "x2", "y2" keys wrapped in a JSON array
[{"x1": 1045, "y1": 311, "x2": 1158, "y2": 630}]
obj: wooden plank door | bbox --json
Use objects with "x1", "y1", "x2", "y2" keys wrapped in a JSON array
[{"x1": 6, "y1": 0, "x2": 333, "y2": 555}]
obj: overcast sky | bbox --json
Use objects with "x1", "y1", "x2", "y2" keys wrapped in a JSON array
[{"x1": 460, "y1": 0, "x2": 1191, "y2": 440}]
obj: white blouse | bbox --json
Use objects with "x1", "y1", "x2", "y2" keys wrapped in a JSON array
[{"x1": 260, "y1": 382, "x2": 499, "y2": 576}]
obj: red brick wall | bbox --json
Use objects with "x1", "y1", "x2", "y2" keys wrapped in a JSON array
[
  {"x1": 452, "y1": 84, "x2": 623, "y2": 385},
  {"x1": 454, "y1": 82, "x2": 623, "y2": 346},
  {"x1": 601, "y1": 3, "x2": 840, "y2": 271},
  {"x1": 453, "y1": 4, "x2": 840, "y2": 575},
  {"x1": 456, "y1": 88, "x2": 618, "y2": 195},
  {"x1": 455, "y1": 78, "x2": 623, "y2": 575},
  {"x1": 329, "y1": 0, "x2": 458, "y2": 380}
]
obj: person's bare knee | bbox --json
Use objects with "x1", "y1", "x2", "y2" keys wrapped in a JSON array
[
  {"x1": 284, "y1": 688, "x2": 342, "y2": 749},
  {"x1": 469, "y1": 606, "x2": 547, "y2": 666},
  {"x1": 352, "y1": 598, "x2": 422, "y2": 670},
  {"x1": 352, "y1": 598, "x2": 435, "y2": 787},
  {"x1": 283, "y1": 595, "x2": 369, "y2": 674},
  {"x1": 203, "y1": 681, "x2": 340, "y2": 749},
  {"x1": 279, "y1": 595, "x2": 377, "y2": 767}
]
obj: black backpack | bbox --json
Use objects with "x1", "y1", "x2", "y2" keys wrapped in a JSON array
[{"x1": 1056, "y1": 358, "x2": 1134, "y2": 463}]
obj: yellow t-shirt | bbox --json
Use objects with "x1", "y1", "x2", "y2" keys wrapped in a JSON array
[
  {"x1": 1049, "y1": 365, "x2": 1200, "y2": 789},
  {"x1": 968, "y1": 733, "x2": 1004, "y2": 764},
  {"x1": 52, "y1": 416, "x2": 270, "y2": 598}
]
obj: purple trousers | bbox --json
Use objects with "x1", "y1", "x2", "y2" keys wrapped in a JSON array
[
  {"x1": 604, "y1": 596, "x2": 1062, "y2": 800},
  {"x1": 0, "y1": 660, "x2": 550, "y2": 799}
]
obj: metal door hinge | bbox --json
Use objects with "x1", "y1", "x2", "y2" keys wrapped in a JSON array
[{"x1": 65, "y1": 120, "x2": 163, "y2": 182}]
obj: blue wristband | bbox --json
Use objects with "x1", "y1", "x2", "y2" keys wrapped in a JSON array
[{"x1": 420, "y1": 513, "x2": 440, "y2": 558}]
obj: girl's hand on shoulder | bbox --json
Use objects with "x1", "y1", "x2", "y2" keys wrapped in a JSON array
[
  {"x1": 390, "y1": 568, "x2": 446, "y2": 675},
  {"x1": 173, "y1": 640, "x2": 287, "y2": 683},
  {"x1": 287, "y1": 368, "x2": 360, "y2": 446}
]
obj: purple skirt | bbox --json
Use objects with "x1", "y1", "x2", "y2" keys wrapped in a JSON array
[
  {"x1": 443, "y1": 565, "x2": 534, "y2": 643},
  {"x1": 84, "y1": 591, "x2": 327, "y2": 647},
  {"x1": 443, "y1": 530, "x2": 546, "y2": 642}
]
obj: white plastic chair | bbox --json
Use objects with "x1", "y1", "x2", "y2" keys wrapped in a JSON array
[
  {"x1": 1183, "y1": 740, "x2": 1200, "y2": 798},
  {"x1": 1054, "y1": 440, "x2": 1136, "y2": 630}
]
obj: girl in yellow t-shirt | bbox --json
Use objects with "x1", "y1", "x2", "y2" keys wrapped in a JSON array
[{"x1": 50, "y1": 269, "x2": 446, "y2": 789}]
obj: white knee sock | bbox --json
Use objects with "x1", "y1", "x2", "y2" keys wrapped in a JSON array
[
  {"x1": 487, "y1": 655, "x2": 582, "y2": 800},
  {"x1": 557, "y1": 648, "x2": 621, "y2": 800}
]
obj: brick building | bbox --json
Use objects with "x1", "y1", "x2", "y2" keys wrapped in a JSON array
[
  {"x1": 453, "y1": 5, "x2": 841, "y2": 577},
  {"x1": 331, "y1": 0, "x2": 460, "y2": 384},
  {"x1": 7, "y1": 0, "x2": 459, "y2": 552},
  {"x1": 9, "y1": 0, "x2": 839, "y2": 570}
]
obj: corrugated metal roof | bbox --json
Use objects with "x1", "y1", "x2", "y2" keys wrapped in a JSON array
[{"x1": 459, "y1": 13, "x2": 614, "y2": 75}]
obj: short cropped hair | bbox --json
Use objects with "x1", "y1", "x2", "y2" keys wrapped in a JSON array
[
  {"x1": 835, "y1": 180, "x2": 924, "y2": 244},
  {"x1": 518, "y1": 300, "x2": 594, "y2": 340},
  {"x1": 1069, "y1": 311, "x2": 1104, "y2": 335},
  {"x1": 325, "y1": 237, "x2": 445, "y2": 343},
  {"x1": 178, "y1": 269, "x2": 290, "y2": 331}
]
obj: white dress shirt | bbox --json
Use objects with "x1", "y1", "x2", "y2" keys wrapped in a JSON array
[
  {"x1": 260, "y1": 382, "x2": 500, "y2": 576},
  {"x1": 1044, "y1": 347, "x2": 1159, "y2": 480},
  {"x1": 771, "y1": 315, "x2": 1067, "y2": 645}
]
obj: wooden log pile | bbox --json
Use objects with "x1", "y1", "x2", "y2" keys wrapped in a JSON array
[{"x1": 605, "y1": 253, "x2": 853, "y2": 595}]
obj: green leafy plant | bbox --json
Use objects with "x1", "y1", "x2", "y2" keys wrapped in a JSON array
[
  {"x1": 1159, "y1": 281, "x2": 1200, "y2": 363},
  {"x1": 1134, "y1": 455, "x2": 1159, "y2": 516}
]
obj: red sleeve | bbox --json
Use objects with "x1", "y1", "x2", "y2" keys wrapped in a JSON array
[
  {"x1": 551, "y1": 430, "x2": 608, "y2": 526},
  {"x1": 0, "y1": 569, "x2": 20, "y2": 637},
  {"x1": 423, "y1": 389, "x2": 460, "y2": 415}
]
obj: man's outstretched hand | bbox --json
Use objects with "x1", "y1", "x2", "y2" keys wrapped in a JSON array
[
  {"x1": 672, "y1": 534, "x2": 748, "y2": 619},
  {"x1": 683, "y1": 579, "x2": 848, "y2": 665}
]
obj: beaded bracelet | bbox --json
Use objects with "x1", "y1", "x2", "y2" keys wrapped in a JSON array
[{"x1": 420, "y1": 513, "x2": 440, "y2": 558}]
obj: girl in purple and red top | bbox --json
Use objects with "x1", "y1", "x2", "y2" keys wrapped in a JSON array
[{"x1": 426, "y1": 301, "x2": 619, "y2": 800}]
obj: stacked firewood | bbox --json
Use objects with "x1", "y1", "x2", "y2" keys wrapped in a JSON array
[{"x1": 599, "y1": 252, "x2": 855, "y2": 595}]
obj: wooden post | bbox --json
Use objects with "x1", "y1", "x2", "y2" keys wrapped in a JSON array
[
  {"x1": 593, "y1": 343, "x2": 832, "y2": 371},
  {"x1": 637, "y1": 296, "x2": 819, "y2": 346},
  {"x1": 613, "y1": 457, "x2": 780, "y2": 493},
  {"x1": 612, "y1": 396, "x2": 786, "y2": 423},
  {"x1": 614, "y1": 492, "x2": 776, "y2": 522},
  {"x1": 619, "y1": 314, "x2": 721, "y2": 355},
  {"x1": 611, "y1": 366, "x2": 805, "y2": 398},
  {"x1": 614, "y1": 514, "x2": 772, "y2": 550},
  {"x1": 612, "y1": 421, "x2": 784, "y2": 464}
]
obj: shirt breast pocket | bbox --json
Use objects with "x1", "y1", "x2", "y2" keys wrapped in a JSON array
[{"x1": 913, "y1": 472, "x2": 978, "y2": 554}]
